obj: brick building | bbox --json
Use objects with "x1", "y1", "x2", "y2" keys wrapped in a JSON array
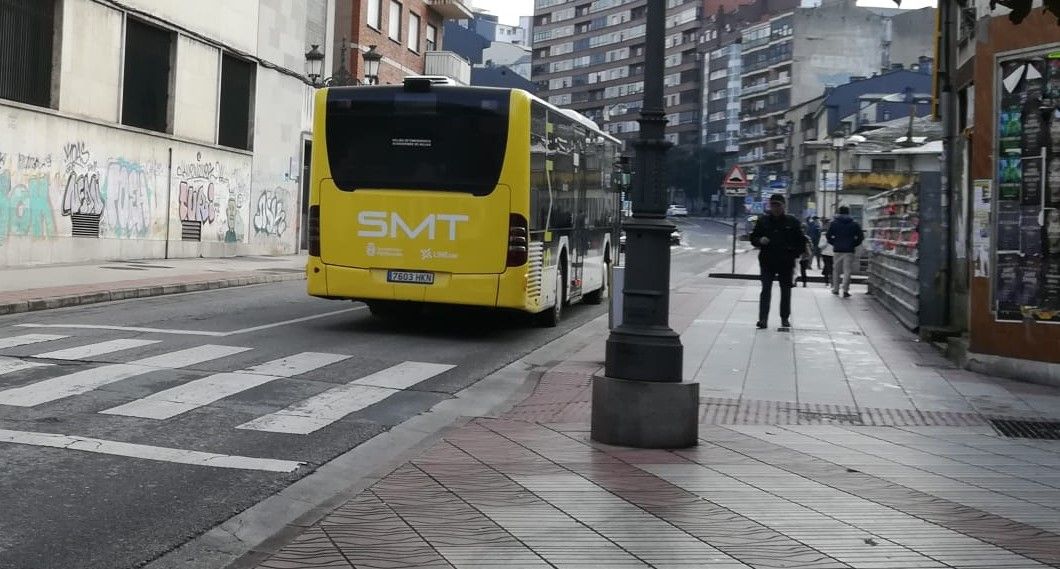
[{"x1": 334, "y1": 0, "x2": 472, "y2": 85}]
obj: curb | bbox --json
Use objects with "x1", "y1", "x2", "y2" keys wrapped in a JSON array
[
  {"x1": 143, "y1": 312, "x2": 609, "y2": 569},
  {"x1": 0, "y1": 271, "x2": 306, "y2": 316}
]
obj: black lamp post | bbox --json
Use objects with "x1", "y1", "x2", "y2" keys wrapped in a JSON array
[
  {"x1": 304, "y1": 37, "x2": 355, "y2": 87},
  {"x1": 591, "y1": 0, "x2": 698, "y2": 449},
  {"x1": 362, "y1": 45, "x2": 382, "y2": 85},
  {"x1": 304, "y1": 44, "x2": 324, "y2": 85}
]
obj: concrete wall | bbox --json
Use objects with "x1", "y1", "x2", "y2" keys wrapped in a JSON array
[
  {"x1": 173, "y1": 36, "x2": 221, "y2": 143},
  {"x1": 0, "y1": 0, "x2": 329, "y2": 267},
  {"x1": 58, "y1": 0, "x2": 123, "y2": 122},
  {"x1": 121, "y1": 0, "x2": 259, "y2": 54},
  {"x1": 791, "y1": 1, "x2": 887, "y2": 107},
  {"x1": 0, "y1": 103, "x2": 253, "y2": 265},
  {"x1": 888, "y1": 8, "x2": 936, "y2": 70}
]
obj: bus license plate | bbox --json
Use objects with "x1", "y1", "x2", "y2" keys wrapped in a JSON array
[{"x1": 387, "y1": 270, "x2": 435, "y2": 284}]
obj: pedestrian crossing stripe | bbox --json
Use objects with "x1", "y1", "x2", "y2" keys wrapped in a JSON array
[
  {"x1": 101, "y1": 352, "x2": 352, "y2": 420},
  {"x1": 34, "y1": 339, "x2": 160, "y2": 361},
  {"x1": 0, "y1": 428, "x2": 303, "y2": 473},
  {"x1": 1, "y1": 337, "x2": 456, "y2": 436},
  {"x1": 0, "y1": 345, "x2": 253, "y2": 407},
  {"x1": 0, "y1": 334, "x2": 67, "y2": 349},
  {"x1": 238, "y1": 361, "x2": 456, "y2": 434}
]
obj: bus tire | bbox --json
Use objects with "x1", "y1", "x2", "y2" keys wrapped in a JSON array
[
  {"x1": 536, "y1": 263, "x2": 565, "y2": 328},
  {"x1": 583, "y1": 252, "x2": 609, "y2": 305}
]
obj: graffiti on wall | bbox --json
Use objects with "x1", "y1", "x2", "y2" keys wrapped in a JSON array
[
  {"x1": 252, "y1": 189, "x2": 288, "y2": 237},
  {"x1": 101, "y1": 159, "x2": 154, "y2": 238},
  {"x1": 0, "y1": 150, "x2": 57, "y2": 244},
  {"x1": 61, "y1": 142, "x2": 104, "y2": 218},
  {"x1": 176, "y1": 155, "x2": 223, "y2": 224}
]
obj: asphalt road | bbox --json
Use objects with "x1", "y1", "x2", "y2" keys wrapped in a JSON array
[{"x1": 0, "y1": 218, "x2": 739, "y2": 569}]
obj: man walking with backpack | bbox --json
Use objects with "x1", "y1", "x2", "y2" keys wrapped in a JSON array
[
  {"x1": 750, "y1": 194, "x2": 808, "y2": 329},
  {"x1": 826, "y1": 206, "x2": 864, "y2": 298}
]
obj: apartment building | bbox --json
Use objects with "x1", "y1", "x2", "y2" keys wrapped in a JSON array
[
  {"x1": 530, "y1": 0, "x2": 705, "y2": 147},
  {"x1": 738, "y1": 1, "x2": 934, "y2": 178},
  {"x1": 336, "y1": 0, "x2": 472, "y2": 85}
]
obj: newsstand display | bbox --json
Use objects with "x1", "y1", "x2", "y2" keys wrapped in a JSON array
[{"x1": 865, "y1": 173, "x2": 945, "y2": 331}]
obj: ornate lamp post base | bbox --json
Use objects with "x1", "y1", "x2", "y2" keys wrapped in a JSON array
[{"x1": 591, "y1": 375, "x2": 699, "y2": 448}]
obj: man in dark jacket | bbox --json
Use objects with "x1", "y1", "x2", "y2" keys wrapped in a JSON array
[
  {"x1": 750, "y1": 194, "x2": 808, "y2": 329},
  {"x1": 825, "y1": 205, "x2": 864, "y2": 298}
]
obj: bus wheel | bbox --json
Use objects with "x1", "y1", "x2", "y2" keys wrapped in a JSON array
[
  {"x1": 536, "y1": 267, "x2": 564, "y2": 327},
  {"x1": 583, "y1": 259, "x2": 609, "y2": 305}
]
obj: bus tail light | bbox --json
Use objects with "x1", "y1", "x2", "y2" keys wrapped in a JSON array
[
  {"x1": 507, "y1": 213, "x2": 528, "y2": 267},
  {"x1": 308, "y1": 205, "x2": 321, "y2": 257}
]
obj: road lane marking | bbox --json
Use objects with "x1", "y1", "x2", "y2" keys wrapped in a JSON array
[
  {"x1": 0, "y1": 334, "x2": 68, "y2": 349},
  {"x1": 0, "y1": 429, "x2": 303, "y2": 472},
  {"x1": 34, "y1": 339, "x2": 160, "y2": 360},
  {"x1": 101, "y1": 352, "x2": 351, "y2": 420},
  {"x1": 0, "y1": 356, "x2": 49, "y2": 376},
  {"x1": 237, "y1": 361, "x2": 456, "y2": 435},
  {"x1": 700, "y1": 248, "x2": 713, "y2": 252},
  {"x1": 14, "y1": 307, "x2": 366, "y2": 337},
  {"x1": 716, "y1": 248, "x2": 728, "y2": 253},
  {"x1": 0, "y1": 345, "x2": 252, "y2": 407}
]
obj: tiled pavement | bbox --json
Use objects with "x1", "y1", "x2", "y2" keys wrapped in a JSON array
[{"x1": 252, "y1": 275, "x2": 1060, "y2": 569}]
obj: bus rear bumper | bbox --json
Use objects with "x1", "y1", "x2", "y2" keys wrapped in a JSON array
[{"x1": 310, "y1": 264, "x2": 533, "y2": 311}]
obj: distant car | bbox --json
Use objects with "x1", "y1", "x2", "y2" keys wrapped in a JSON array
[
  {"x1": 619, "y1": 229, "x2": 681, "y2": 250},
  {"x1": 667, "y1": 204, "x2": 688, "y2": 217}
]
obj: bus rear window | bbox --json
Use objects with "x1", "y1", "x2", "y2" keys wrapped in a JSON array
[{"x1": 325, "y1": 87, "x2": 510, "y2": 195}]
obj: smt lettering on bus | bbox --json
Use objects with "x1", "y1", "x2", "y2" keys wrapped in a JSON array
[{"x1": 356, "y1": 211, "x2": 470, "y2": 240}]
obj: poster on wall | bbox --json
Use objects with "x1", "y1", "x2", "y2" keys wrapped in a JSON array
[
  {"x1": 973, "y1": 179, "x2": 992, "y2": 277},
  {"x1": 1048, "y1": 154, "x2": 1060, "y2": 207},
  {"x1": 998, "y1": 156, "x2": 1022, "y2": 199},
  {"x1": 1021, "y1": 207, "x2": 1042, "y2": 256},
  {"x1": 995, "y1": 252, "x2": 1022, "y2": 321},
  {"x1": 997, "y1": 201, "x2": 1022, "y2": 250}
]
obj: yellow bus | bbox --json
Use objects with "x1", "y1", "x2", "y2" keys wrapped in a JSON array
[{"x1": 306, "y1": 77, "x2": 623, "y2": 326}]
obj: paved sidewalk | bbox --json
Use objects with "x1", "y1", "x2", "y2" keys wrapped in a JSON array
[
  {"x1": 0, "y1": 254, "x2": 306, "y2": 315},
  {"x1": 246, "y1": 276, "x2": 1060, "y2": 569}
]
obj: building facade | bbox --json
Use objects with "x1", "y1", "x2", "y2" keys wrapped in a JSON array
[
  {"x1": 738, "y1": 1, "x2": 935, "y2": 184},
  {"x1": 336, "y1": 0, "x2": 471, "y2": 85},
  {"x1": 0, "y1": 0, "x2": 331, "y2": 268},
  {"x1": 530, "y1": 0, "x2": 705, "y2": 147}
]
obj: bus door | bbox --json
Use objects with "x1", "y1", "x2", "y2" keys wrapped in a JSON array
[{"x1": 570, "y1": 127, "x2": 588, "y2": 302}]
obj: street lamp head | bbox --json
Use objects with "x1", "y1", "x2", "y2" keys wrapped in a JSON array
[
  {"x1": 831, "y1": 130, "x2": 846, "y2": 148},
  {"x1": 304, "y1": 44, "x2": 324, "y2": 85},
  {"x1": 362, "y1": 45, "x2": 382, "y2": 85}
]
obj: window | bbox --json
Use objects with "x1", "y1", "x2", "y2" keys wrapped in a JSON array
[
  {"x1": 218, "y1": 54, "x2": 255, "y2": 150},
  {"x1": 425, "y1": 24, "x2": 437, "y2": 51},
  {"x1": 325, "y1": 88, "x2": 510, "y2": 196},
  {"x1": 122, "y1": 18, "x2": 173, "y2": 133},
  {"x1": 407, "y1": 12, "x2": 420, "y2": 51},
  {"x1": 367, "y1": 0, "x2": 381, "y2": 29},
  {"x1": 388, "y1": 1, "x2": 401, "y2": 42},
  {"x1": 0, "y1": 0, "x2": 56, "y2": 107},
  {"x1": 871, "y1": 158, "x2": 897, "y2": 171}
]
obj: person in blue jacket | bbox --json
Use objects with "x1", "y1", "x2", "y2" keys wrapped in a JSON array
[{"x1": 825, "y1": 205, "x2": 864, "y2": 298}]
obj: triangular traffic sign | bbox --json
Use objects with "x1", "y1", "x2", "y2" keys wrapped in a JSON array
[{"x1": 723, "y1": 165, "x2": 748, "y2": 188}]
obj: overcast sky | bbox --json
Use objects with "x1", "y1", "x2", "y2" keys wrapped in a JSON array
[{"x1": 468, "y1": 0, "x2": 936, "y2": 26}]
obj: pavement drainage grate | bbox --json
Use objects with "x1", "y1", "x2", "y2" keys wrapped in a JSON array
[
  {"x1": 990, "y1": 419, "x2": 1060, "y2": 440},
  {"x1": 798, "y1": 410, "x2": 864, "y2": 424}
]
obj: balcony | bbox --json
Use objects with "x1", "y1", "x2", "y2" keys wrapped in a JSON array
[
  {"x1": 427, "y1": 0, "x2": 473, "y2": 20},
  {"x1": 425, "y1": 51, "x2": 471, "y2": 85},
  {"x1": 843, "y1": 170, "x2": 916, "y2": 191}
]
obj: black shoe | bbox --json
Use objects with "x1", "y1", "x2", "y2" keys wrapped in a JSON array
[
  {"x1": 832, "y1": 290, "x2": 839, "y2": 295},
  {"x1": 756, "y1": 321, "x2": 767, "y2": 329},
  {"x1": 843, "y1": 292, "x2": 852, "y2": 298},
  {"x1": 781, "y1": 320, "x2": 790, "y2": 328}
]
